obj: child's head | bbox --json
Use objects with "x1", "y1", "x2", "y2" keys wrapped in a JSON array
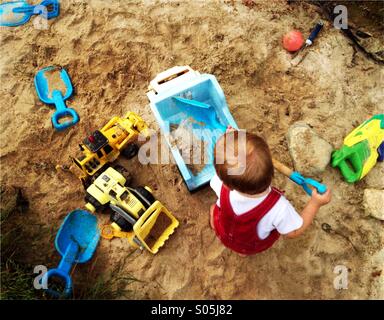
[{"x1": 214, "y1": 130, "x2": 274, "y2": 195}]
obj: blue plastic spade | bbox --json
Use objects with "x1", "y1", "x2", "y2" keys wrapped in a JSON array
[
  {"x1": 273, "y1": 158, "x2": 327, "y2": 196},
  {"x1": 42, "y1": 210, "x2": 100, "y2": 299},
  {"x1": 0, "y1": 0, "x2": 59, "y2": 27},
  {"x1": 35, "y1": 66, "x2": 79, "y2": 131},
  {"x1": 289, "y1": 172, "x2": 327, "y2": 196},
  {"x1": 0, "y1": 1, "x2": 29, "y2": 27},
  {"x1": 172, "y1": 97, "x2": 227, "y2": 132}
]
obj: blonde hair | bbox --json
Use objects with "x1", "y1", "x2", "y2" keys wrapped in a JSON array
[{"x1": 214, "y1": 131, "x2": 274, "y2": 194}]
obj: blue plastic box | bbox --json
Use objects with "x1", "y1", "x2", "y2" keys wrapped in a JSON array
[{"x1": 147, "y1": 66, "x2": 239, "y2": 191}]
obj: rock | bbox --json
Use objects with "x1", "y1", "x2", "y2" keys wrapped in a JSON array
[
  {"x1": 286, "y1": 122, "x2": 333, "y2": 176},
  {"x1": 0, "y1": 185, "x2": 28, "y2": 221},
  {"x1": 365, "y1": 163, "x2": 384, "y2": 189},
  {"x1": 363, "y1": 189, "x2": 384, "y2": 220},
  {"x1": 0, "y1": 185, "x2": 19, "y2": 221}
]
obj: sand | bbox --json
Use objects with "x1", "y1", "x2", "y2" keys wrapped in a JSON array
[
  {"x1": 170, "y1": 118, "x2": 209, "y2": 175},
  {"x1": 43, "y1": 67, "x2": 68, "y2": 98},
  {"x1": 0, "y1": 0, "x2": 383, "y2": 299},
  {"x1": 145, "y1": 212, "x2": 173, "y2": 249}
]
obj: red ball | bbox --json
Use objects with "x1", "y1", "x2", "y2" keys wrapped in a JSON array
[{"x1": 283, "y1": 30, "x2": 304, "y2": 52}]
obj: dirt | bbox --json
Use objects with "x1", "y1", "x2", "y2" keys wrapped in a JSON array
[
  {"x1": 0, "y1": 0, "x2": 383, "y2": 299},
  {"x1": 0, "y1": 185, "x2": 25, "y2": 220},
  {"x1": 145, "y1": 212, "x2": 173, "y2": 250},
  {"x1": 318, "y1": 1, "x2": 384, "y2": 64}
]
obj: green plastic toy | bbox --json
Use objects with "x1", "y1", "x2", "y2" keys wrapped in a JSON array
[{"x1": 331, "y1": 114, "x2": 384, "y2": 183}]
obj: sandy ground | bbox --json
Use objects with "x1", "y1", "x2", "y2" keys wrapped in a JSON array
[{"x1": 0, "y1": 0, "x2": 383, "y2": 299}]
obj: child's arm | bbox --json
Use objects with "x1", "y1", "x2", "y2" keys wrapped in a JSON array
[{"x1": 285, "y1": 189, "x2": 332, "y2": 239}]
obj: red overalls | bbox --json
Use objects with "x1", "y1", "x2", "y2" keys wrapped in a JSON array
[{"x1": 213, "y1": 185, "x2": 282, "y2": 255}]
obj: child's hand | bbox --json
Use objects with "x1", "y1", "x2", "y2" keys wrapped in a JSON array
[
  {"x1": 311, "y1": 188, "x2": 332, "y2": 207},
  {"x1": 287, "y1": 188, "x2": 331, "y2": 239},
  {"x1": 287, "y1": 188, "x2": 332, "y2": 239},
  {"x1": 226, "y1": 125, "x2": 233, "y2": 133}
]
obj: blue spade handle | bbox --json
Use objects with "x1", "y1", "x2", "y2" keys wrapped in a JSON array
[
  {"x1": 43, "y1": 269, "x2": 72, "y2": 299},
  {"x1": 306, "y1": 21, "x2": 323, "y2": 46},
  {"x1": 13, "y1": 0, "x2": 60, "y2": 19},
  {"x1": 42, "y1": 241, "x2": 79, "y2": 299},
  {"x1": 290, "y1": 172, "x2": 327, "y2": 196},
  {"x1": 51, "y1": 90, "x2": 79, "y2": 131}
]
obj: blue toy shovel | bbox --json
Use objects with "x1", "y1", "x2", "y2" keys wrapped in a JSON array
[
  {"x1": 35, "y1": 66, "x2": 79, "y2": 131},
  {"x1": 42, "y1": 210, "x2": 100, "y2": 299},
  {"x1": 172, "y1": 96, "x2": 227, "y2": 132},
  {"x1": 0, "y1": 0, "x2": 59, "y2": 27},
  {"x1": 273, "y1": 159, "x2": 327, "y2": 196}
]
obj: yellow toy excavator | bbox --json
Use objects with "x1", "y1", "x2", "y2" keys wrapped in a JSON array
[
  {"x1": 85, "y1": 167, "x2": 179, "y2": 254},
  {"x1": 71, "y1": 112, "x2": 149, "y2": 188}
]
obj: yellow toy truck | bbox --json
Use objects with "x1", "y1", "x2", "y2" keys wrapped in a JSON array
[
  {"x1": 85, "y1": 167, "x2": 179, "y2": 254},
  {"x1": 71, "y1": 112, "x2": 149, "y2": 188}
]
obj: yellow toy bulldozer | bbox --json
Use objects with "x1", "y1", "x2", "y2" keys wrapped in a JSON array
[
  {"x1": 71, "y1": 112, "x2": 150, "y2": 188},
  {"x1": 85, "y1": 167, "x2": 179, "y2": 254}
]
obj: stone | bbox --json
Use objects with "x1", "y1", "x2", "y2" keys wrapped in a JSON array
[
  {"x1": 0, "y1": 185, "x2": 28, "y2": 221},
  {"x1": 363, "y1": 189, "x2": 384, "y2": 220},
  {"x1": 364, "y1": 163, "x2": 384, "y2": 189},
  {"x1": 286, "y1": 122, "x2": 333, "y2": 177}
]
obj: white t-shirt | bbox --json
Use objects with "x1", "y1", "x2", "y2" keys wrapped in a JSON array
[{"x1": 210, "y1": 174, "x2": 303, "y2": 240}]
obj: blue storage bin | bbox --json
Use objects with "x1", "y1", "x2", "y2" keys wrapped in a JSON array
[{"x1": 147, "y1": 66, "x2": 239, "y2": 191}]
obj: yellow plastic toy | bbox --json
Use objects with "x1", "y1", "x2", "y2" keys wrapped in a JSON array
[
  {"x1": 331, "y1": 114, "x2": 384, "y2": 183},
  {"x1": 86, "y1": 167, "x2": 179, "y2": 254},
  {"x1": 71, "y1": 112, "x2": 150, "y2": 187}
]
